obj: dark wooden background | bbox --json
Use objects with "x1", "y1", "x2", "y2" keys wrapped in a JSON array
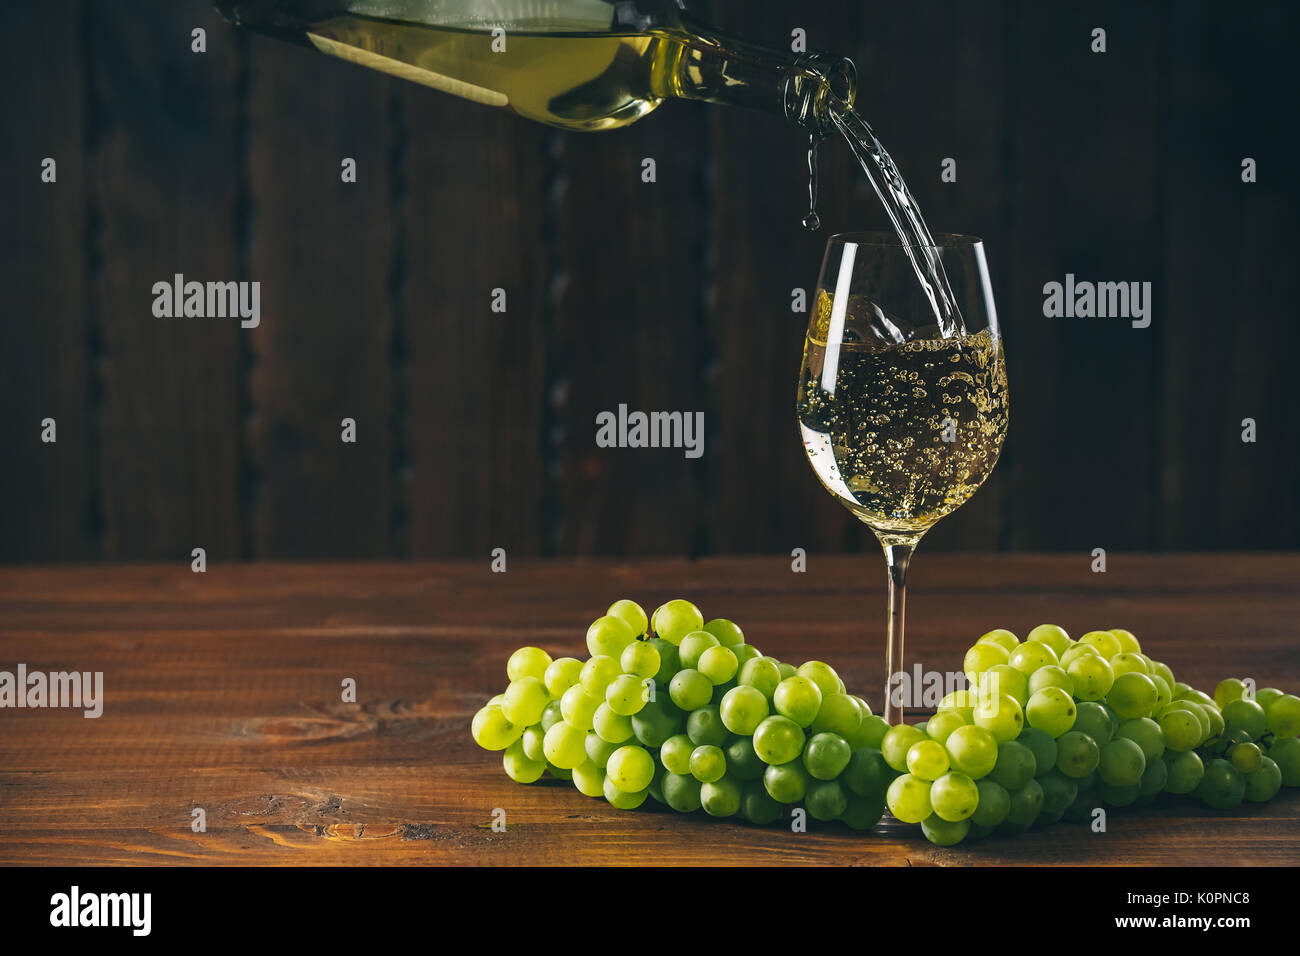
[{"x1": 3, "y1": 0, "x2": 1297, "y2": 563}]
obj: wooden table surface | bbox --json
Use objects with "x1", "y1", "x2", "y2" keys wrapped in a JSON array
[{"x1": 1, "y1": 554, "x2": 1297, "y2": 866}]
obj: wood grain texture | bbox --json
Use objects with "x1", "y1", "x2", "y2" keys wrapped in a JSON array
[{"x1": 0, "y1": 555, "x2": 1296, "y2": 866}]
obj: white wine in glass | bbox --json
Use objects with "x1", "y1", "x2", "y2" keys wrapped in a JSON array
[{"x1": 797, "y1": 233, "x2": 1008, "y2": 724}]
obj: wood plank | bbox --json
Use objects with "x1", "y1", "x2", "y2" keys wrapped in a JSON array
[
  {"x1": 0, "y1": 556, "x2": 1296, "y2": 865},
  {"x1": 401, "y1": 80, "x2": 549, "y2": 558},
  {"x1": 88, "y1": 0, "x2": 243, "y2": 559},
  {"x1": 245, "y1": 31, "x2": 397, "y2": 557},
  {"x1": 0, "y1": 1, "x2": 91, "y2": 561}
]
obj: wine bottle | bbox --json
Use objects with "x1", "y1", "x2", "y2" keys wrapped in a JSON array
[{"x1": 214, "y1": 0, "x2": 856, "y2": 132}]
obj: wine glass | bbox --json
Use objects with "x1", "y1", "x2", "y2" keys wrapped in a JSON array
[{"x1": 796, "y1": 233, "x2": 1008, "y2": 725}]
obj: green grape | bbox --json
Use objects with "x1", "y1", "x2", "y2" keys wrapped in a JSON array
[
  {"x1": 1025, "y1": 687, "x2": 1077, "y2": 738},
  {"x1": 1265, "y1": 694, "x2": 1300, "y2": 738},
  {"x1": 963, "y1": 641, "x2": 1010, "y2": 682},
  {"x1": 1137, "y1": 757, "x2": 1167, "y2": 798},
  {"x1": 1269, "y1": 737, "x2": 1300, "y2": 786},
  {"x1": 606, "y1": 598, "x2": 648, "y2": 638},
  {"x1": 1116, "y1": 717, "x2": 1165, "y2": 763},
  {"x1": 1106, "y1": 672, "x2": 1159, "y2": 721},
  {"x1": 977, "y1": 629, "x2": 1019, "y2": 652},
  {"x1": 733, "y1": 644, "x2": 763, "y2": 668},
  {"x1": 587, "y1": 615, "x2": 637, "y2": 659},
  {"x1": 1202, "y1": 702, "x2": 1226, "y2": 740},
  {"x1": 689, "y1": 744, "x2": 727, "y2": 784},
  {"x1": 603, "y1": 776, "x2": 648, "y2": 810},
  {"x1": 655, "y1": 599, "x2": 704, "y2": 645},
  {"x1": 773, "y1": 675, "x2": 823, "y2": 728},
  {"x1": 924, "y1": 710, "x2": 967, "y2": 746},
  {"x1": 579, "y1": 655, "x2": 621, "y2": 697},
  {"x1": 646, "y1": 765, "x2": 667, "y2": 804},
  {"x1": 840, "y1": 791, "x2": 886, "y2": 830},
  {"x1": 521, "y1": 724, "x2": 547, "y2": 763},
  {"x1": 543, "y1": 657, "x2": 584, "y2": 698},
  {"x1": 678, "y1": 630, "x2": 720, "y2": 670},
  {"x1": 501, "y1": 676, "x2": 550, "y2": 727},
  {"x1": 1026, "y1": 624, "x2": 1071, "y2": 658},
  {"x1": 471, "y1": 704, "x2": 521, "y2": 751},
  {"x1": 773, "y1": 660, "x2": 797, "y2": 680},
  {"x1": 796, "y1": 661, "x2": 842, "y2": 700},
  {"x1": 668, "y1": 668, "x2": 713, "y2": 711},
  {"x1": 586, "y1": 732, "x2": 620, "y2": 769},
  {"x1": 701, "y1": 617, "x2": 743, "y2": 648},
  {"x1": 686, "y1": 704, "x2": 729, "y2": 748},
  {"x1": 798, "y1": 778, "x2": 845, "y2": 821},
  {"x1": 1005, "y1": 779, "x2": 1044, "y2": 826},
  {"x1": 1150, "y1": 660, "x2": 1176, "y2": 691},
  {"x1": 991, "y1": 739, "x2": 1036, "y2": 790},
  {"x1": 856, "y1": 714, "x2": 890, "y2": 750},
  {"x1": 1078, "y1": 630, "x2": 1122, "y2": 658},
  {"x1": 970, "y1": 778, "x2": 1011, "y2": 828},
  {"x1": 1099, "y1": 781, "x2": 1140, "y2": 807},
  {"x1": 543, "y1": 720, "x2": 588, "y2": 769},
  {"x1": 560, "y1": 684, "x2": 601, "y2": 730},
  {"x1": 503, "y1": 739, "x2": 548, "y2": 783},
  {"x1": 605, "y1": 674, "x2": 649, "y2": 717},
  {"x1": 606, "y1": 744, "x2": 655, "y2": 792},
  {"x1": 1058, "y1": 644, "x2": 1101, "y2": 672},
  {"x1": 1017, "y1": 727, "x2": 1058, "y2": 779},
  {"x1": 1055, "y1": 730, "x2": 1101, "y2": 778},
  {"x1": 630, "y1": 696, "x2": 683, "y2": 748},
  {"x1": 1098, "y1": 737, "x2": 1146, "y2": 787},
  {"x1": 1109, "y1": 652, "x2": 1150, "y2": 677},
  {"x1": 571, "y1": 759, "x2": 606, "y2": 797},
  {"x1": 1213, "y1": 677, "x2": 1247, "y2": 710},
  {"x1": 1148, "y1": 674, "x2": 1172, "y2": 711},
  {"x1": 978, "y1": 664, "x2": 1030, "y2": 708},
  {"x1": 507, "y1": 646, "x2": 553, "y2": 683},
  {"x1": 1171, "y1": 680, "x2": 1193, "y2": 698},
  {"x1": 701, "y1": 775, "x2": 742, "y2": 817},
  {"x1": 844, "y1": 747, "x2": 893, "y2": 797},
  {"x1": 719, "y1": 685, "x2": 769, "y2": 736},
  {"x1": 738, "y1": 657, "x2": 782, "y2": 699},
  {"x1": 741, "y1": 779, "x2": 785, "y2": 824},
  {"x1": 881, "y1": 724, "x2": 929, "y2": 772},
  {"x1": 763, "y1": 760, "x2": 811, "y2": 803},
  {"x1": 1067, "y1": 654, "x2": 1115, "y2": 701},
  {"x1": 1197, "y1": 758, "x2": 1245, "y2": 810},
  {"x1": 974, "y1": 692, "x2": 1026, "y2": 743},
  {"x1": 539, "y1": 699, "x2": 564, "y2": 732},
  {"x1": 1244, "y1": 757, "x2": 1282, "y2": 802},
  {"x1": 1028, "y1": 665, "x2": 1075, "y2": 698},
  {"x1": 886, "y1": 773, "x2": 933, "y2": 823},
  {"x1": 1109, "y1": 628, "x2": 1141, "y2": 654},
  {"x1": 1254, "y1": 687, "x2": 1285, "y2": 710},
  {"x1": 663, "y1": 771, "x2": 703, "y2": 812},
  {"x1": 810, "y1": 693, "x2": 863, "y2": 738},
  {"x1": 945, "y1": 725, "x2": 999, "y2": 779},
  {"x1": 592, "y1": 701, "x2": 634, "y2": 743},
  {"x1": 1222, "y1": 698, "x2": 1268, "y2": 739},
  {"x1": 1039, "y1": 769, "x2": 1078, "y2": 814},
  {"x1": 938, "y1": 690, "x2": 979, "y2": 722},
  {"x1": 905, "y1": 740, "x2": 950, "y2": 781},
  {"x1": 753, "y1": 715, "x2": 806, "y2": 765},
  {"x1": 620, "y1": 641, "x2": 661, "y2": 680},
  {"x1": 930, "y1": 771, "x2": 979, "y2": 822},
  {"x1": 659, "y1": 733, "x2": 694, "y2": 775},
  {"x1": 698, "y1": 645, "x2": 739, "y2": 686},
  {"x1": 725, "y1": 736, "x2": 766, "y2": 782},
  {"x1": 921, "y1": 814, "x2": 970, "y2": 845},
  {"x1": 1229, "y1": 742, "x2": 1263, "y2": 774},
  {"x1": 486, "y1": 693, "x2": 506, "y2": 708},
  {"x1": 647, "y1": 638, "x2": 681, "y2": 683},
  {"x1": 1008, "y1": 641, "x2": 1059, "y2": 676},
  {"x1": 1163, "y1": 701, "x2": 1210, "y2": 745},
  {"x1": 1163, "y1": 749, "x2": 1204, "y2": 794},
  {"x1": 1072, "y1": 701, "x2": 1114, "y2": 746}
]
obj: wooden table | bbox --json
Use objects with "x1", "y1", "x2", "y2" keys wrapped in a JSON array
[{"x1": 1, "y1": 555, "x2": 1296, "y2": 866}]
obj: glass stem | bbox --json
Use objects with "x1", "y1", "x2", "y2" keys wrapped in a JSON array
[{"x1": 881, "y1": 539, "x2": 916, "y2": 726}]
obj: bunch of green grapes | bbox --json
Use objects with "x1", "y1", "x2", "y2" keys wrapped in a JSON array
[
  {"x1": 470, "y1": 598, "x2": 895, "y2": 829},
  {"x1": 890, "y1": 625, "x2": 1300, "y2": 845}
]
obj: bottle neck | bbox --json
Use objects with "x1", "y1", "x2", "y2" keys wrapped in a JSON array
[{"x1": 664, "y1": 18, "x2": 856, "y2": 134}]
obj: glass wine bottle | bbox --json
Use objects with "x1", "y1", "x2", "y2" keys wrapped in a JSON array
[{"x1": 214, "y1": 0, "x2": 856, "y2": 132}]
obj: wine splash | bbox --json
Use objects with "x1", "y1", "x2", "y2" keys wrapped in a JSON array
[{"x1": 826, "y1": 103, "x2": 966, "y2": 338}]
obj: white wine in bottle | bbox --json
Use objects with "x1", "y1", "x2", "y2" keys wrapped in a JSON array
[{"x1": 215, "y1": 0, "x2": 856, "y2": 131}]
